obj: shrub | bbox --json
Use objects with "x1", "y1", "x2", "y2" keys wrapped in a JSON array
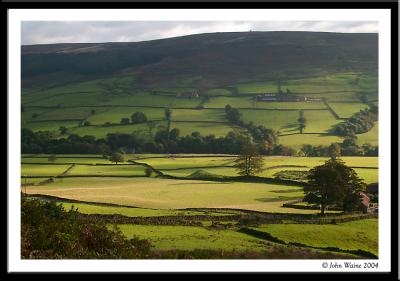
[{"x1": 21, "y1": 198, "x2": 151, "y2": 259}]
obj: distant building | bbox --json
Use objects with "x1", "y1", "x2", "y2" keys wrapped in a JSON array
[
  {"x1": 255, "y1": 93, "x2": 307, "y2": 102},
  {"x1": 176, "y1": 89, "x2": 199, "y2": 98}
]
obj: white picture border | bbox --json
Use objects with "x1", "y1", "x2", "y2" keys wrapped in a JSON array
[{"x1": 8, "y1": 8, "x2": 392, "y2": 273}]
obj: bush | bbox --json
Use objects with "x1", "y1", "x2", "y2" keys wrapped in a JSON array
[{"x1": 21, "y1": 198, "x2": 152, "y2": 259}]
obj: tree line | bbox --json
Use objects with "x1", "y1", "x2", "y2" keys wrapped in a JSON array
[{"x1": 332, "y1": 106, "x2": 378, "y2": 137}]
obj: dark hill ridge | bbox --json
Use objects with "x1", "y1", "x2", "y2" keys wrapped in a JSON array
[{"x1": 21, "y1": 31, "x2": 378, "y2": 88}]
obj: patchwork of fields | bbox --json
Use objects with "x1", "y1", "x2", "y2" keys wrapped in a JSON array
[
  {"x1": 21, "y1": 71, "x2": 378, "y2": 148},
  {"x1": 21, "y1": 153, "x2": 379, "y2": 258},
  {"x1": 21, "y1": 71, "x2": 379, "y2": 258}
]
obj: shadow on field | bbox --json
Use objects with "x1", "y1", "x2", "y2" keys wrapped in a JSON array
[{"x1": 170, "y1": 182, "x2": 232, "y2": 186}]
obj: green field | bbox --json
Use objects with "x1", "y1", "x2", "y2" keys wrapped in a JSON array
[
  {"x1": 254, "y1": 102, "x2": 327, "y2": 110},
  {"x1": 235, "y1": 73, "x2": 378, "y2": 98},
  {"x1": 117, "y1": 224, "x2": 269, "y2": 251},
  {"x1": 68, "y1": 123, "x2": 161, "y2": 139},
  {"x1": 303, "y1": 110, "x2": 340, "y2": 133},
  {"x1": 240, "y1": 110, "x2": 299, "y2": 133},
  {"x1": 136, "y1": 156, "x2": 236, "y2": 170},
  {"x1": 170, "y1": 122, "x2": 241, "y2": 137},
  {"x1": 68, "y1": 164, "x2": 146, "y2": 176},
  {"x1": 86, "y1": 107, "x2": 165, "y2": 125},
  {"x1": 357, "y1": 122, "x2": 379, "y2": 146},
  {"x1": 21, "y1": 177, "x2": 49, "y2": 185},
  {"x1": 328, "y1": 102, "x2": 370, "y2": 118},
  {"x1": 21, "y1": 71, "x2": 379, "y2": 151},
  {"x1": 23, "y1": 120, "x2": 80, "y2": 133},
  {"x1": 21, "y1": 164, "x2": 71, "y2": 177},
  {"x1": 58, "y1": 202, "x2": 232, "y2": 217},
  {"x1": 279, "y1": 134, "x2": 343, "y2": 149},
  {"x1": 21, "y1": 156, "x2": 121, "y2": 164},
  {"x1": 171, "y1": 109, "x2": 226, "y2": 122},
  {"x1": 24, "y1": 177, "x2": 308, "y2": 213},
  {"x1": 251, "y1": 219, "x2": 378, "y2": 255}
]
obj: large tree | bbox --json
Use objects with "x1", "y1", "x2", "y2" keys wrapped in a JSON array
[
  {"x1": 305, "y1": 158, "x2": 366, "y2": 215},
  {"x1": 234, "y1": 143, "x2": 264, "y2": 176}
]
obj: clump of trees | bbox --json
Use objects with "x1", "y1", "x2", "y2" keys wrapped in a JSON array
[
  {"x1": 120, "y1": 117, "x2": 130, "y2": 125},
  {"x1": 225, "y1": 104, "x2": 241, "y2": 124},
  {"x1": 109, "y1": 152, "x2": 124, "y2": 164},
  {"x1": 332, "y1": 107, "x2": 378, "y2": 137},
  {"x1": 304, "y1": 158, "x2": 367, "y2": 215},
  {"x1": 131, "y1": 112, "x2": 148, "y2": 124}
]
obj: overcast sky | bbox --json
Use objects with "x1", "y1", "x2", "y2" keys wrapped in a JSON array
[{"x1": 21, "y1": 21, "x2": 378, "y2": 45}]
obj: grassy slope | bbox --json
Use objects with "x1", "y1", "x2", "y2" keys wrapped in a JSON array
[
  {"x1": 21, "y1": 164, "x2": 71, "y2": 177},
  {"x1": 68, "y1": 164, "x2": 146, "y2": 176},
  {"x1": 116, "y1": 224, "x2": 269, "y2": 252},
  {"x1": 251, "y1": 219, "x2": 378, "y2": 255},
  {"x1": 58, "y1": 202, "x2": 232, "y2": 217},
  {"x1": 24, "y1": 177, "x2": 308, "y2": 213}
]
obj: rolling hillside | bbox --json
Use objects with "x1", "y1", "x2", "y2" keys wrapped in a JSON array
[
  {"x1": 21, "y1": 31, "x2": 378, "y2": 148},
  {"x1": 22, "y1": 31, "x2": 378, "y2": 88}
]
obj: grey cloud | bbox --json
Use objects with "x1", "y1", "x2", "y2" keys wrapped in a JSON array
[{"x1": 21, "y1": 21, "x2": 378, "y2": 45}]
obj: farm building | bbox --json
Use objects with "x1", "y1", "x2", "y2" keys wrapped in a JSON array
[
  {"x1": 255, "y1": 93, "x2": 307, "y2": 102},
  {"x1": 176, "y1": 89, "x2": 200, "y2": 98}
]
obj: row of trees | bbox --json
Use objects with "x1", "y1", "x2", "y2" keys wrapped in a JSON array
[
  {"x1": 299, "y1": 137, "x2": 378, "y2": 157},
  {"x1": 332, "y1": 107, "x2": 378, "y2": 137},
  {"x1": 22, "y1": 126, "x2": 377, "y2": 157}
]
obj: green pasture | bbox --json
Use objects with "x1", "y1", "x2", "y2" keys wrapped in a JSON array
[
  {"x1": 23, "y1": 177, "x2": 310, "y2": 213},
  {"x1": 352, "y1": 168, "x2": 378, "y2": 184},
  {"x1": 170, "y1": 122, "x2": 241, "y2": 137},
  {"x1": 328, "y1": 102, "x2": 369, "y2": 118},
  {"x1": 278, "y1": 134, "x2": 343, "y2": 149},
  {"x1": 161, "y1": 167, "x2": 238, "y2": 178},
  {"x1": 171, "y1": 109, "x2": 226, "y2": 122},
  {"x1": 21, "y1": 177, "x2": 49, "y2": 185},
  {"x1": 204, "y1": 88, "x2": 232, "y2": 96},
  {"x1": 205, "y1": 96, "x2": 254, "y2": 108},
  {"x1": 22, "y1": 120, "x2": 80, "y2": 133},
  {"x1": 33, "y1": 107, "x2": 97, "y2": 121},
  {"x1": 254, "y1": 102, "x2": 327, "y2": 110},
  {"x1": 58, "y1": 202, "x2": 231, "y2": 217},
  {"x1": 235, "y1": 72, "x2": 377, "y2": 96},
  {"x1": 21, "y1": 164, "x2": 71, "y2": 177},
  {"x1": 25, "y1": 91, "x2": 106, "y2": 107},
  {"x1": 68, "y1": 122, "x2": 164, "y2": 138},
  {"x1": 357, "y1": 123, "x2": 379, "y2": 146},
  {"x1": 116, "y1": 224, "x2": 269, "y2": 252},
  {"x1": 68, "y1": 164, "x2": 146, "y2": 176},
  {"x1": 240, "y1": 110, "x2": 299, "y2": 133},
  {"x1": 100, "y1": 91, "x2": 202, "y2": 108},
  {"x1": 136, "y1": 156, "x2": 236, "y2": 170},
  {"x1": 21, "y1": 157, "x2": 126, "y2": 165},
  {"x1": 251, "y1": 219, "x2": 378, "y2": 255},
  {"x1": 86, "y1": 107, "x2": 165, "y2": 125},
  {"x1": 303, "y1": 110, "x2": 340, "y2": 133}
]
